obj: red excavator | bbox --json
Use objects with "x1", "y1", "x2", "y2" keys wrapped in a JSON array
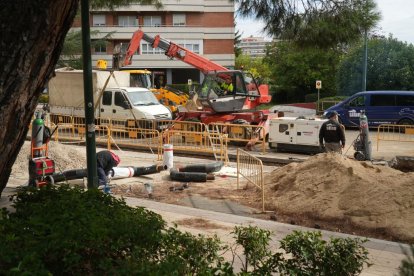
[{"x1": 122, "y1": 30, "x2": 278, "y2": 138}]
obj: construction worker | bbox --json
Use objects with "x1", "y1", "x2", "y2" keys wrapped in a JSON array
[
  {"x1": 319, "y1": 111, "x2": 346, "y2": 153},
  {"x1": 96, "y1": 150, "x2": 121, "y2": 189},
  {"x1": 220, "y1": 77, "x2": 234, "y2": 95}
]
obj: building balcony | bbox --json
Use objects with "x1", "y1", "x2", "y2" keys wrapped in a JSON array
[
  {"x1": 71, "y1": 25, "x2": 233, "y2": 40},
  {"x1": 92, "y1": 0, "x2": 233, "y2": 12},
  {"x1": 91, "y1": 53, "x2": 234, "y2": 69}
]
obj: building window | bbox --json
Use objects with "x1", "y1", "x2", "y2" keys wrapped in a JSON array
[
  {"x1": 173, "y1": 14, "x2": 186, "y2": 26},
  {"x1": 118, "y1": 15, "x2": 138, "y2": 27},
  {"x1": 141, "y1": 43, "x2": 163, "y2": 54},
  {"x1": 178, "y1": 43, "x2": 200, "y2": 54},
  {"x1": 92, "y1": 14, "x2": 106, "y2": 26},
  {"x1": 94, "y1": 42, "x2": 107, "y2": 54},
  {"x1": 143, "y1": 16, "x2": 161, "y2": 27}
]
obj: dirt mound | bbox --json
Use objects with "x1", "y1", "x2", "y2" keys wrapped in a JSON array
[
  {"x1": 265, "y1": 153, "x2": 414, "y2": 242},
  {"x1": 11, "y1": 141, "x2": 86, "y2": 177}
]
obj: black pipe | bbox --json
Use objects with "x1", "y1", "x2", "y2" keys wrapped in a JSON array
[
  {"x1": 46, "y1": 169, "x2": 87, "y2": 184},
  {"x1": 170, "y1": 169, "x2": 215, "y2": 182},
  {"x1": 47, "y1": 165, "x2": 167, "y2": 184},
  {"x1": 178, "y1": 161, "x2": 224, "y2": 173},
  {"x1": 134, "y1": 164, "x2": 167, "y2": 176}
]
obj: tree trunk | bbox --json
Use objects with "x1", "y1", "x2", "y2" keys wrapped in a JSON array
[{"x1": 0, "y1": 0, "x2": 78, "y2": 194}]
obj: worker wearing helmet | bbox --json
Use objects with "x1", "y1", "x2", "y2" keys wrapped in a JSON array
[
  {"x1": 319, "y1": 111, "x2": 346, "y2": 153},
  {"x1": 96, "y1": 150, "x2": 121, "y2": 188}
]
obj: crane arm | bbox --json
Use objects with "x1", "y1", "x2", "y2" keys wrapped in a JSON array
[{"x1": 123, "y1": 30, "x2": 227, "y2": 74}]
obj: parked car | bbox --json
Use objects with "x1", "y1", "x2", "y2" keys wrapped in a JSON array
[{"x1": 324, "y1": 91, "x2": 414, "y2": 127}]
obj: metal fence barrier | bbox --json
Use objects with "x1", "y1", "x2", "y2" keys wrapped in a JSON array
[
  {"x1": 164, "y1": 129, "x2": 228, "y2": 163},
  {"x1": 109, "y1": 127, "x2": 162, "y2": 160},
  {"x1": 209, "y1": 123, "x2": 266, "y2": 153},
  {"x1": 236, "y1": 148, "x2": 265, "y2": 212},
  {"x1": 30, "y1": 114, "x2": 261, "y2": 161},
  {"x1": 53, "y1": 123, "x2": 111, "y2": 149},
  {"x1": 377, "y1": 124, "x2": 414, "y2": 151}
]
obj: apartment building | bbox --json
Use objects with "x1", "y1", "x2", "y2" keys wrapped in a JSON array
[
  {"x1": 238, "y1": 36, "x2": 271, "y2": 58},
  {"x1": 72, "y1": 0, "x2": 235, "y2": 85}
]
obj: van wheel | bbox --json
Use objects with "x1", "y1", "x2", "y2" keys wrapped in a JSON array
[{"x1": 398, "y1": 118, "x2": 414, "y2": 125}]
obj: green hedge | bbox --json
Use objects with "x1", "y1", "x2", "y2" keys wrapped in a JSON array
[{"x1": 0, "y1": 185, "x2": 371, "y2": 275}]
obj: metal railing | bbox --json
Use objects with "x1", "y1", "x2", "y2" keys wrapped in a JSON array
[
  {"x1": 377, "y1": 124, "x2": 414, "y2": 151},
  {"x1": 164, "y1": 129, "x2": 228, "y2": 163},
  {"x1": 209, "y1": 123, "x2": 266, "y2": 153},
  {"x1": 236, "y1": 148, "x2": 265, "y2": 212},
  {"x1": 31, "y1": 114, "x2": 262, "y2": 160},
  {"x1": 109, "y1": 127, "x2": 162, "y2": 160}
]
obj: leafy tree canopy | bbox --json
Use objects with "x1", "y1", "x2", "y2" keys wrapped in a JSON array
[
  {"x1": 337, "y1": 36, "x2": 414, "y2": 95},
  {"x1": 264, "y1": 41, "x2": 340, "y2": 102},
  {"x1": 236, "y1": 54, "x2": 272, "y2": 83},
  {"x1": 236, "y1": 0, "x2": 380, "y2": 48}
]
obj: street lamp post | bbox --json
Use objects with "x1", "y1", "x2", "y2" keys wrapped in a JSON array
[{"x1": 362, "y1": 28, "x2": 368, "y2": 91}]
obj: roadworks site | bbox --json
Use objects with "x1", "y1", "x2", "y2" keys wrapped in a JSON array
[{"x1": 10, "y1": 140, "x2": 414, "y2": 244}]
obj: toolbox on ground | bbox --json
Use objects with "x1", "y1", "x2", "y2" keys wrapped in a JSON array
[{"x1": 29, "y1": 157, "x2": 55, "y2": 177}]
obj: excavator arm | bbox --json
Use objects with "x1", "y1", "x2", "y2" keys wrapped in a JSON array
[{"x1": 123, "y1": 30, "x2": 227, "y2": 74}]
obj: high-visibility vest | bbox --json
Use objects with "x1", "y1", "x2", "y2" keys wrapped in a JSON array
[{"x1": 220, "y1": 82, "x2": 233, "y2": 92}]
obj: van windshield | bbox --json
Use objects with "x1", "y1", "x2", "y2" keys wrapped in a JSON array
[{"x1": 127, "y1": 90, "x2": 159, "y2": 106}]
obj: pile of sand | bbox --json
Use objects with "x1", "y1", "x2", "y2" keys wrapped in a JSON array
[
  {"x1": 265, "y1": 153, "x2": 414, "y2": 241},
  {"x1": 11, "y1": 141, "x2": 86, "y2": 177}
]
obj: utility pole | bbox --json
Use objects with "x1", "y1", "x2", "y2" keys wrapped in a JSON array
[
  {"x1": 81, "y1": 0, "x2": 98, "y2": 188},
  {"x1": 362, "y1": 28, "x2": 368, "y2": 91}
]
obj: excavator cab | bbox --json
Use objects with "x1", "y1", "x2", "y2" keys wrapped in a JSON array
[{"x1": 198, "y1": 70, "x2": 261, "y2": 113}]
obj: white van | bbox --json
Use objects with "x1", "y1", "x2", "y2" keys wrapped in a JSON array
[
  {"x1": 99, "y1": 87, "x2": 172, "y2": 120},
  {"x1": 48, "y1": 69, "x2": 172, "y2": 121}
]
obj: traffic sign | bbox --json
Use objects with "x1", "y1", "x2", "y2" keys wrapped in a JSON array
[
  {"x1": 316, "y1": 80, "x2": 322, "y2": 89},
  {"x1": 188, "y1": 79, "x2": 193, "y2": 86}
]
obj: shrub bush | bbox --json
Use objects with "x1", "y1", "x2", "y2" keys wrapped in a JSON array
[
  {"x1": 0, "y1": 186, "x2": 370, "y2": 275},
  {"x1": 231, "y1": 226, "x2": 370, "y2": 275},
  {"x1": 0, "y1": 185, "x2": 230, "y2": 275}
]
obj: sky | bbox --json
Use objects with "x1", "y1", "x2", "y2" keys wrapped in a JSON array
[{"x1": 235, "y1": 0, "x2": 414, "y2": 44}]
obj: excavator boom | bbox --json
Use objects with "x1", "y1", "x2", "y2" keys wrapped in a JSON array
[
  {"x1": 122, "y1": 29, "x2": 271, "y2": 113},
  {"x1": 124, "y1": 30, "x2": 227, "y2": 74}
]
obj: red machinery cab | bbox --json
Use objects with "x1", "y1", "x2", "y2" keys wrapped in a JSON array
[{"x1": 198, "y1": 71, "x2": 271, "y2": 113}]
